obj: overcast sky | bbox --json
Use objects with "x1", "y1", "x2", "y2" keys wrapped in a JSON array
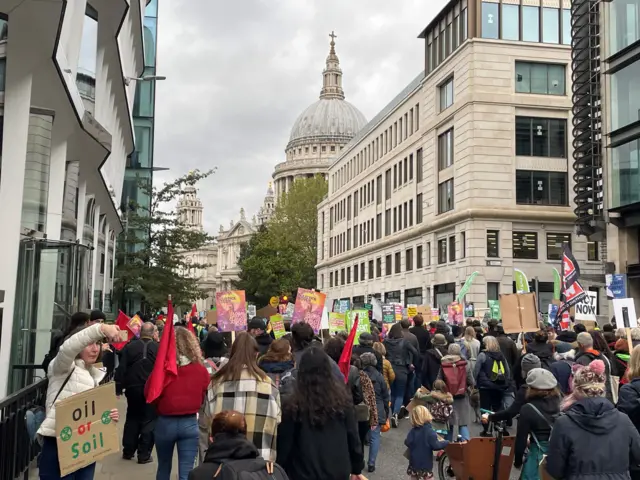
[{"x1": 153, "y1": 0, "x2": 448, "y2": 234}]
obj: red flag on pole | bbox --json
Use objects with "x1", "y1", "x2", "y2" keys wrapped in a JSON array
[
  {"x1": 186, "y1": 304, "x2": 198, "y2": 335},
  {"x1": 112, "y1": 310, "x2": 132, "y2": 351},
  {"x1": 145, "y1": 297, "x2": 178, "y2": 403},
  {"x1": 338, "y1": 314, "x2": 358, "y2": 383}
]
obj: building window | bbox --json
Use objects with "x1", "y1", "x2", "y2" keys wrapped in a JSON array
[
  {"x1": 513, "y1": 231, "x2": 538, "y2": 259},
  {"x1": 0, "y1": 58, "x2": 5, "y2": 92},
  {"x1": 487, "y1": 230, "x2": 499, "y2": 257},
  {"x1": 515, "y1": 117, "x2": 567, "y2": 158},
  {"x1": 100, "y1": 253, "x2": 105, "y2": 274},
  {"x1": 449, "y1": 236, "x2": 456, "y2": 262},
  {"x1": 417, "y1": 245, "x2": 423, "y2": 269},
  {"x1": 393, "y1": 164, "x2": 398, "y2": 189},
  {"x1": 438, "y1": 128, "x2": 454, "y2": 170},
  {"x1": 416, "y1": 148, "x2": 423, "y2": 182},
  {"x1": 416, "y1": 194, "x2": 423, "y2": 224},
  {"x1": 542, "y1": 8, "x2": 560, "y2": 43},
  {"x1": 330, "y1": 272, "x2": 333, "y2": 288},
  {"x1": 547, "y1": 232, "x2": 571, "y2": 260},
  {"x1": 322, "y1": 146, "x2": 326, "y2": 152},
  {"x1": 393, "y1": 208, "x2": 397, "y2": 233},
  {"x1": 406, "y1": 249, "x2": 413, "y2": 271},
  {"x1": 502, "y1": 4, "x2": 520, "y2": 40},
  {"x1": 439, "y1": 77, "x2": 454, "y2": 111},
  {"x1": 361, "y1": 262, "x2": 365, "y2": 280},
  {"x1": 522, "y1": 6, "x2": 540, "y2": 42},
  {"x1": 516, "y1": 170, "x2": 568, "y2": 206},
  {"x1": 376, "y1": 213, "x2": 382, "y2": 240},
  {"x1": 562, "y1": 9, "x2": 571, "y2": 45},
  {"x1": 515, "y1": 62, "x2": 565, "y2": 95},
  {"x1": 612, "y1": 139, "x2": 640, "y2": 208},
  {"x1": 385, "y1": 169, "x2": 391, "y2": 199},
  {"x1": 385, "y1": 255, "x2": 392, "y2": 276},
  {"x1": 611, "y1": 1, "x2": 640, "y2": 53},
  {"x1": 385, "y1": 209, "x2": 391, "y2": 236},
  {"x1": 409, "y1": 199, "x2": 414, "y2": 226},
  {"x1": 588, "y1": 241, "x2": 599, "y2": 261},
  {"x1": 487, "y1": 282, "x2": 500, "y2": 301},
  {"x1": 409, "y1": 154, "x2": 414, "y2": 180},
  {"x1": 376, "y1": 258, "x2": 381, "y2": 278},
  {"x1": 346, "y1": 267, "x2": 351, "y2": 284},
  {"x1": 612, "y1": 61, "x2": 640, "y2": 132},
  {"x1": 438, "y1": 239, "x2": 447, "y2": 264},
  {"x1": 438, "y1": 179, "x2": 454, "y2": 214},
  {"x1": 376, "y1": 175, "x2": 382, "y2": 204},
  {"x1": 395, "y1": 252, "x2": 401, "y2": 273},
  {"x1": 460, "y1": 232, "x2": 466, "y2": 258},
  {"x1": 481, "y1": 1, "x2": 499, "y2": 39},
  {"x1": 403, "y1": 157, "x2": 408, "y2": 183},
  {"x1": 341, "y1": 268, "x2": 345, "y2": 285},
  {"x1": 426, "y1": 242, "x2": 431, "y2": 266}
]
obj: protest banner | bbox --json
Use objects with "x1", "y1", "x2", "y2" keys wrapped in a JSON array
[
  {"x1": 247, "y1": 304, "x2": 257, "y2": 319},
  {"x1": 55, "y1": 383, "x2": 119, "y2": 476},
  {"x1": 269, "y1": 296, "x2": 279, "y2": 308},
  {"x1": 500, "y1": 293, "x2": 538, "y2": 334},
  {"x1": 431, "y1": 308, "x2": 440, "y2": 322},
  {"x1": 447, "y1": 302, "x2": 463, "y2": 324},
  {"x1": 613, "y1": 298, "x2": 638, "y2": 329},
  {"x1": 514, "y1": 269, "x2": 530, "y2": 293},
  {"x1": 407, "y1": 305, "x2": 418, "y2": 319},
  {"x1": 284, "y1": 302, "x2": 295, "y2": 318},
  {"x1": 456, "y1": 271, "x2": 479, "y2": 302},
  {"x1": 270, "y1": 314, "x2": 286, "y2": 339},
  {"x1": 575, "y1": 290, "x2": 598, "y2": 321},
  {"x1": 347, "y1": 310, "x2": 370, "y2": 344},
  {"x1": 206, "y1": 309, "x2": 217, "y2": 326},
  {"x1": 329, "y1": 312, "x2": 346, "y2": 335},
  {"x1": 339, "y1": 299, "x2": 350, "y2": 314},
  {"x1": 382, "y1": 304, "x2": 395, "y2": 323},
  {"x1": 394, "y1": 304, "x2": 403, "y2": 321},
  {"x1": 606, "y1": 274, "x2": 627, "y2": 299},
  {"x1": 292, "y1": 288, "x2": 327, "y2": 333},
  {"x1": 488, "y1": 300, "x2": 501, "y2": 320},
  {"x1": 364, "y1": 303, "x2": 373, "y2": 321},
  {"x1": 215, "y1": 291, "x2": 247, "y2": 331},
  {"x1": 127, "y1": 314, "x2": 142, "y2": 337},
  {"x1": 464, "y1": 302, "x2": 475, "y2": 318}
]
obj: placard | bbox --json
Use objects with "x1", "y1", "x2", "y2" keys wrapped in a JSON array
[
  {"x1": 206, "y1": 309, "x2": 217, "y2": 326},
  {"x1": 247, "y1": 304, "x2": 257, "y2": 319},
  {"x1": 575, "y1": 291, "x2": 597, "y2": 321},
  {"x1": 216, "y1": 291, "x2": 247, "y2": 331},
  {"x1": 127, "y1": 314, "x2": 142, "y2": 337},
  {"x1": 270, "y1": 314, "x2": 286, "y2": 339},
  {"x1": 500, "y1": 293, "x2": 539, "y2": 334},
  {"x1": 394, "y1": 304, "x2": 403, "y2": 321},
  {"x1": 613, "y1": 298, "x2": 638, "y2": 328},
  {"x1": 407, "y1": 305, "x2": 418, "y2": 319},
  {"x1": 292, "y1": 288, "x2": 327, "y2": 333},
  {"x1": 55, "y1": 383, "x2": 119, "y2": 476},
  {"x1": 382, "y1": 304, "x2": 395, "y2": 323},
  {"x1": 329, "y1": 312, "x2": 346, "y2": 335},
  {"x1": 347, "y1": 310, "x2": 371, "y2": 345}
]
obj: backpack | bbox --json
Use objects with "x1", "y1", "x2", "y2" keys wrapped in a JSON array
[
  {"x1": 441, "y1": 360, "x2": 467, "y2": 398},
  {"x1": 211, "y1": 459, "x2": 289, "y2": 480},
  {"x1": 430, "y1": 400, "x2": 453, "y2": 424},
  {"x1": 489, "y1": 359, "x2": 506, "y2": 385}
]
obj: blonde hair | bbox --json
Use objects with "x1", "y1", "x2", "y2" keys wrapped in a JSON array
[
  {"x1": 483, "y1": 335, "x2": 501, "y2": 352},
  {"x1": 631, "y1": 328, "x2": 640, "y2": 341},
  {"x1": 372, "y1": 342, "x2": 386, "y2": 357},
  {"x1": 464, "y1": 327, "x2": 476, "y2": 343},
  {"x1": 410, "y1": 405, "x2": 433, "y2": 427},
  {"x1": 629, "y1": 345, "x2": 640, "y2": 380},
  {"x1": 175, "y1": 326, "x2": 203, "y2": 364}
]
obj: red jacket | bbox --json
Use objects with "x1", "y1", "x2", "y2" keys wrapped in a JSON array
[{"x1": 154, "y1": 362, "x2": 210, "y2": 416}]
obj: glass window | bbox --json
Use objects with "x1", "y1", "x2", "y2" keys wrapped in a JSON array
[
  {"x1": 0, "y1": 58, "x2": 5, "y2": 92},
  {"x1": 417, "y1": 148, "x2": 423, "y2": 182},
  {"x1": 547, "y1": 232, "x2": 571, "y2": 260},
  {"x1": 543, "y1": 8, "x2": 560, "y2": 43},
  {"x1": 406, "y1": 249, "x2": 414, "y2": 271},
  {"x1": 385, "y1": 255, "x2": 392, "y2": 275},
  {"x1": 376, "y1": 258, "x2": 381, "y2": 278},
  {"x1": 487, "y1": 282, "x2": 500, "y2": 301},
  {"x1": 0, "y1": 19, "x2": 7, "y2": 41},
  {"x1": 549, "y1": 171, "x2": 568, "y2": 205},
  {"x1": 523, "y1": 6, "x2": 540, "y2": 42},
  {"x1": 487, "y1": 230, "x2": 499, "y2": 257},
  {"x1": 395, "y1": 252, "x2": 401, "y2": 273},
  {"x1": 416, "y1": 194, "x2": 423, "y2": 224},
  {"x1": 482, "y1": 2, "x2": 499, "y2": 39},
  {"x1": 515, "y1": 117, "x2": 567, "y2": 158},
  {"x1": 143, "y1": 17, "x2": 158, "y2": 67},
  {"x1": 611, "y1": 61, "x2": 640, "y2": 132},
  {"x1": 449, "y1": 236, "x2": 456, "y2": 262},
  {"x1": 502, "y1": 4, "x2": 520, "y2": 40},
  {"x1": 440, "y1": 77, "x2": 454, "y2": 111},
  {"x1": 438, "y1": 128, "x2": 454, "y2": 170},
  {"x1": 462, "y1": 8, "x2": 468, "y2": 42},
  {"x1": 417, "y1": 245, "x2": 424, "y2": 269},
  {"x1": 516, "y1": 170, "x2": 568, "y2": 206},
  {"x1": 548, "y1": 65, "x2": 565, "y2": 95},
  {"x1": 461, "y1": 232, "x2": 466, "y2": 258},
  {"x1": 516, "y1": 62, "x2": 566, "y2": 95},
  {"x1": 438, "y1": 239, "x2": 447, "y2": 264},
  {"x1": 513, "y1": 232, "x2": 538, "y2": 259},
  {"x1": 610, "y1": 0, "x2": 640, "y2": 54},
  {"x1": 438, "y1": 179, "x2": 454, "y2": 213},
  {"x1": 562, "y1": 9, "x2": 571, "y2": 45},
  {"x1": 133, "y1": 76, "x2": 155, "y2": 117},
  {"x1": 426, "y1": 242, "x2": 431, "y2": 266},
  {"x1": 611, "y1": 138, "x2": 640, "y2": 208}
]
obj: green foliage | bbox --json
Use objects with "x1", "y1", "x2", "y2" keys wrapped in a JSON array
[
  {"x1": 234, "y1": 175, "x2": 327, "y2": 306},
  {"x1": 114, "y1": 169, "x2": 215, "y2": 312}
]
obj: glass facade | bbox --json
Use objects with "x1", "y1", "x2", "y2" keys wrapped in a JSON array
[
  {"x1": 611, "y1": 60, "x2": 640, "y2": 131},
  {"x1": 611, "y1": 139, "x2": 640, "y2": 208},
  {"x1": 482, "y1": 2, "x2": 499, "y2": 39},
  {"x1": 515, "y1": 62, "x2": 566, "y2": 95},
  {"x1": 481, "y1": 3, "x2": 570, "y2": 45},
  {"x1": 502, "y1": 4, "x2": 519, "y2": 40},
  {"x1": 610, "y1": 0, "x2": 640, "y2": 54},
  {"x1": 522, "y1": 6, "x2": 540, "y2": 42}
]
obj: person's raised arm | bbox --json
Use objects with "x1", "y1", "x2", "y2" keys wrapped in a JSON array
[{"x1": 51, "y1": 323, "x2": 120, "y2": 376}]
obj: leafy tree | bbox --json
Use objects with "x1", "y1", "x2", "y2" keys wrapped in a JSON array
[
  {"x1": 234, "y1": 175, "x2": 327, "y2": 305},
  {"x1": 114, "y1": 169, "x2": 214, "y2": 313}
]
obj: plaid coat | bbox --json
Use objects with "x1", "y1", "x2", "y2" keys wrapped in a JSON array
[{"x1": 210, "y1": 368, "x2": 281, "y2": 462}]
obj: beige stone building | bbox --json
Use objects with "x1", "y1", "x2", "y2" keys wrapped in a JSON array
[{"x1": 317, "y1": 0, "x2": 608, "y2": 317}]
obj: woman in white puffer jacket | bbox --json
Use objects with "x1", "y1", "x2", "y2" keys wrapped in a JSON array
[{"x1": 38, "y1": 322, "x2": 122, "y2": 480}]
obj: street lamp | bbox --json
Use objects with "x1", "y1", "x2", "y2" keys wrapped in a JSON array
[{"x1": 124, "y1": 75, "x2": 167, "y2": 86}]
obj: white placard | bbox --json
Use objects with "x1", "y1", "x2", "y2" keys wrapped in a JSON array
[
  {"x1": 320, "y1": 306, "x2": 329, "y2": 330},
  {"x1": 575, "y1": 291, "x2": 598, "y2": 321},
  {"x1": 613, "y1": 298, "x2": 638, "y2": 328}
]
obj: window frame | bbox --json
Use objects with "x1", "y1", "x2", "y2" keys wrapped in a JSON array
[
  {"x1": 439, "y1": 77, "x2": 454, "y2": 111},
  {"x1": 546, "y1": 232, "x2": 571, "y2": 261},
  {"x1": 487, "y1": 230, "x2": 500, "y2": 258},
  {"x1": 512, "y1": 231, "x2": 539, "y2": 260},
  {"x1": 438, "y1": 179, "x2": 455, "y2": 214},
  {"x1": 438, "y1": 128, "x2": 454, "y2": 170},
  {"x1": 438, "y1": 239, "x2": 447, "y2": 264}
]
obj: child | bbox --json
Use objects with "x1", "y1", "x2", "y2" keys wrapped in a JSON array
[
  {"x1": 410, "y1": 380, "x2": 453, "y2": 431},
  {"x1": 405, "y1": 405, "x2": 449, "y2": 479}
]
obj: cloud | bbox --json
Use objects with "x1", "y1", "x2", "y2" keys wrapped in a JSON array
[{"x1": 153, "y1": 0, "x2": 448, "y2": 233}]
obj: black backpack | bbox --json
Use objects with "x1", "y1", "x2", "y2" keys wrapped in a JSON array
[{"x1": 209, "y1": 459, "x2": 289, "y2": 480}]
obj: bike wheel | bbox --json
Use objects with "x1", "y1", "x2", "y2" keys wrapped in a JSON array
[{"x1": 437, "y1": 452, "x2": 455, "y2": 479}]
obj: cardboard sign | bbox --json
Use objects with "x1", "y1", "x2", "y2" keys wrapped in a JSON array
[
  {"x1": 394, "y1": 304, "x2": 403, "y2": 321},
  {"x1": 127, "y1": 315, "x2": 142, "y2": 337},
  {"x1": 55, "y1": 383, "x2": 119, "y2": 476},
  {"x1": 329, "y1": 312, "x2": 346, "y2": 335},
  {"x1": 575, "y1": 291, "x2": 598, "y2": 321},
  {"x1": 500, "y1": 293, "x2": 539, "y2": 334},
  {"x1": 613, "y1": 298, "x2": 638, "y2": 328},
  {"x1": 407, "y1": 305, "x2": 418, "y2": 319},
  {"x1": 206, "y1": 309, "x2": 217, "y2": 326},
  {"x1": 347, "y1": 310, "x2": 371, "y2": 345},
  {"x1": 382, "y1": 305, "x2": 395, "y2": 323},
  {"x1": 270, "y1": 314, "x2": 286, "y2": 339},
  {"x1": 292, "y1": 288, "x2": 327, "y2": 333}
]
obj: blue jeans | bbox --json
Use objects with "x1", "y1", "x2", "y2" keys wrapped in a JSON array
[
  {"x1": 391, "y1": 375, "x2": 407, "y2": 414},
  {"x1": 447, "y1": 425, "x2": 470, "y2": 441},
  {"x1": 39, "y1": 436, "x2": 96, "y2": 479},
  {"x1": 155, "y1": 415, "x2": 198, "y2": 480},
  {"x1": 368, "y1": 425, "x2": 382, "y2": 467}
]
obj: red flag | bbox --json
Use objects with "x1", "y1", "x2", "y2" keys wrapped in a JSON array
[
  {"x1": 112, "y1": 310, "x2": 132, "y2": 351},
  {"x1": 338, "y1": 314, "x2": 358, "y2": 383},
  {"x1": 187, "y1": 304, "x2": 198, "y2": 335},
  {"x1": 145, "y1": 298, "x2": 178, "y2": 403}
]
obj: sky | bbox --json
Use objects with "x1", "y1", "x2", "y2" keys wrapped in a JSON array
[{"x1": 153, "y1": 0, "x2": 449, "y2": 234}]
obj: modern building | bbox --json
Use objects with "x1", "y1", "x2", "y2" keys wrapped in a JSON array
[
  {"x1": 573, "y1": 0, "x2": 640, "y2": 302},
  {"x1": 118, "y1": 0, "x2": 159, "y2": 315},
  {"x1": 0, "y1": 1, "x2": 146, "y2": 397},
  {"x1": 317, "y1": 0, "x2": 607, "y2": 317},
  {"x1": 272, "y1": 35, "x2": 368, "y2": 198}
]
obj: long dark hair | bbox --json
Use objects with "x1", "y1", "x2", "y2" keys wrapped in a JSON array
[
  {"x1": 590, "y1": 331, "x2": 612, "y2": 358},
  {"x1": 213, "y1": 332, "x2": 266, "y2": 382},
  {"x1": 284, "y1": 346, "x2": 351, "y2": 426}
]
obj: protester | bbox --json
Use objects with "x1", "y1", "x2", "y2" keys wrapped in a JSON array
[
  {"x1": 463, "y1": 326, "x2": 480, "y2": 371},
  {"x1": 258, "y1": 338, "x2": 295, "y2": 387},
  {"x1": 550, "y1": 342, "x2": 575, "y2": 394},
  {"x1": 152, "y1": 326, "x2": 210, "y2": 480},
  {"x1": 400, "y1": 319, "x2": 420, "y2": 408},
  {"x1": 195, "y1": 319, "x2": 208, "y2": 342},
  {"x1": 360, "y1": 352, "x2": 389, "y2": 473},
  {"x1": 115, "y1": 322, "x2": 159, "y2": 464},
  {"x1": 591, "y1": 330, "x2": 614, "y2": 361},
  {"x1": 440, "y1": 343, "x2": 474, "y2": 441},
  {"x1": 411, "y1": 380, "x2": 454, "y2": 431},
  {"x1": 324, "y1": 337, "x2": 364, "y2": 407},
  {"x1": 42, "y1": 311, "x2": 91, "y2": 373},
  {"x1": 603, "y1": 323, "x2": 617, "y2": 348},
  {"x1": 421, "y1": 333, "x2": 448, "y2": 390},
  {"x1": 188, "y1": 411, "x2": 288, "y2": 480},
  {"x1": 37, "y1": 322, "x2": 123, "y2": 480},
  {"x1": 546, "y1": 360, "x2": 640, "y2": 480},
  {"x1": 248, "y1": 317, "x2": 273, "y2": 355},
  {"x1": 618, "y1": 345, "x2": 640, "y2": 480},
  {"x1": 526, "y1": 329, "x2": 556, "y2": 371},
  {"x1": 354, "y1": 332, "x2": 383, "y2": 373},
  {"x1": 495, "y1": 326, "x2": 520, "y2": 370},
  {"x1": 512, "y1": 369, "x2": 561, "y2": 479},
  {"x1": 409, "y1": 314, "x2": 432, "y2": 356},
  {"x1": 353, "y1": 355, "x2": 377, "y2": 449},
  {"x1": 613, "y1": 338, "x2": 631, "y2": 387},
  {"x1": 384, "y1": 322, "x2": 418, "y2": 427},
  {"x1": 372, "y1": 342, "x2": 395, "y2": 391},
  {"x1": 435, "y1": 320, "x2": 455, "y2": 344},
  {"x1": 277, "y1": 347, "x2": 365, "y2": 480},
  {"x1": 404, "y1": 405, "x2": 449, "y2": 480},
  {"x1": 474, "y1": 336, "x2": 511, "y2": 436},
  {"x1": 575, "y1": 332, "x2": 614, "y2": 402}
]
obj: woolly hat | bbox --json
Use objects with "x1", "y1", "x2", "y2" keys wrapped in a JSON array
[
  {"x1": 554, "y1": 342, "x2": 573, "y2": 354},
  {"x1": 526, "y1": 368, "x2": 558, "y2": 390},
  {"x1": 432, "y1": 333, "x2": 447, "y2": 347},
  {"x1": 360, "y1": 352, "x2": 378, "y2": 368},
  {"x1": 521, "y1": 353, "x2": 541, "y2": 378},
  {"x1": 573, "y1": 359, "x2": 606, "y2": 398},
  {"x1": 359, "y1": 332, "x2": 375, "y2": 346}
]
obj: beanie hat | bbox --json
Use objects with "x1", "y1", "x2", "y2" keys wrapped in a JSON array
[
  {"x1": 433, "y1": 334, "x2": 447, "y2": 347},
  {"x1": 526, "y1": 368, "x2": 558, "y2": 390},
  {"x1": 572, "y1": 360, "x2": 606, "y2": 398},
  {"x1": 521, "y1": 353, "x2": 541, "y2": 378},
  {"x1": 554, "y1": 342, "x2": 573, "y2": 354},
  {"x1": 359, "y1": 332, "x2": 375, "y2": 346},
  {"x1": 360, "y1": 352, "x2": 378, "y2": 368}
]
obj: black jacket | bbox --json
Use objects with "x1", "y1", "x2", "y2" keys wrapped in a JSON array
[
  {"x1": 353, "y1": 345, "x2": 383, "y2": 373},
  {"x1": 347, "y1": 365, "x2": 364, "y2": 406},
  {"x1": 617, "y1": 378, "x2": 640, "y2": 473},
  {"x1": 188, "y1": 433, "x2": 288, "y2": 480},
  {"x1": 255, "y1": 333, "x2": 273, "y2": 356},
  {"x1": 409, "y1": 326, "x2": 432, "y2": 355},
  {"x1": 496, "y1": 335, "x2": 520, "y2": 369},
  {"x1": 490, "y1": 384, "x2": 528, "y2": 423},
  {"x1": 402, "y1": 329, "x2": 419, "y2": 353},
  {"x1": 277, "y1": 405, "x2": 364, "y2": 480},
  {"x1": 115, "y1": 338, "x2": 158, "y2": 396},
  {"x1": 421, "y1": 347, "x2": 447, "y2": 389},
  {"x1": 383, "y1": 337, "x2": 417, "y2": 379},
  {"x1": 513, "y1": 396, "x2": 560, "y2": 467},
  {"x1": 547, "y1": 398, "x2": 640, "y2": 480},
  {"x1": 526, "y1": 342, "x2": 556, "y2": 371},
  {"x1": 364, "y1": 365, "x2": 390, "y2": 424}
]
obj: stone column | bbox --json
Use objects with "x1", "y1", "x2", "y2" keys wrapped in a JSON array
[
  {"x1": 90, "y1": 205, "x2": 101, "y2": 309},
  {"x1": 102, "y1": 224, "x2": 110, "y2": 311}
]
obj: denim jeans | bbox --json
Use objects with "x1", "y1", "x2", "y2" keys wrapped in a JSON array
[
  {"x1": 368, "y1": 425, "x2": 382, "y2": 467},
  {"x1": 391, "y1": 375, "x2": 407, "y2": 414},
  {"x1": 39, "y1": 436, "x2": 96, "y2": 480},
  {"x1": 155, "y1": 414, "x2": 198, "y2": 480},
  {"x1": 447, "y1": 425, "x2": 470, "y2": 442}
]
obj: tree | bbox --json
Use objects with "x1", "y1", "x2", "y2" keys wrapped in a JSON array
[
  {"x1": 114, "y1": 169, "x2": 214, "y2": 313},
  {"x1": 234, "y1": 175, "x2": 327, "y2": 305}
]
